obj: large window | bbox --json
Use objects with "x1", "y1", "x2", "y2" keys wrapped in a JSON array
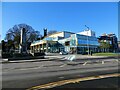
[
  {"x1": 78, "y1": 39, "x2": 87, "y2": 45},
  {"x1": 65, "y1": 41, "x2": 70, "y2": 46},
  {"x1": 70, "y1": 40, "x2": 76, "y2": 46},
  {"x1": 78, "y1": 39, "x2": 99, "y2": 46}
]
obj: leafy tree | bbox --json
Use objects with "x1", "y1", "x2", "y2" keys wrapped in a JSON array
[
  {"x1": 1, "y1": 40, "x2": 6, "y2": 52},
  {"x1": 48, "y1": 30, "x2": 57, "y2": 35},
  {"x1": 0, "y1": 43, "x2": 1, "y2": 50},
  {"x1": 5, "y1": 23, "x2": 41, "y2": 49},
  {"x1": 99, "y1": 40, "x2": 111, "y2": 52},
  {"x1": 6, "y1": 40, "x2": 15, "y2": 52}
]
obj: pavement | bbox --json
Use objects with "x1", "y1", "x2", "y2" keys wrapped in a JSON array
[
  {"x1": 1, "y1": 56, "x2": 65, "y2": 63},
  {"x1": 1, "y1": 53, "x2": 119, "y2": 64}
]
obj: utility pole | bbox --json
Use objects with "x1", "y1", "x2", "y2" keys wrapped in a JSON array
[{"x1": 85, "y1": 25, "x2": 90, "y2": 55}]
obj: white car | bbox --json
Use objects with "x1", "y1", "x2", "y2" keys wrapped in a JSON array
[{"x1": 59, "y1": 51, "x2": 68, "y2": 55}]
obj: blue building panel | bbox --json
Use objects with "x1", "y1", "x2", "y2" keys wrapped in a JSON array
[
  {"x1": 76, "y1": 34, "x2": 99, "y2": 46},
  {"x1": 31, "y1": 31, "x2": 100, "y2": 53}
]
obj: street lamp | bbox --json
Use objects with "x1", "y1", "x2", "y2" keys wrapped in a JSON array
[
  {"x1": 112, "y1": 34, "x2": 116, "y2": 53},
  {"x1": 85, "y1": 25, "x2": 89, "y2": 55}
]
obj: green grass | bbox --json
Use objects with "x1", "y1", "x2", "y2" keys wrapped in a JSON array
[{"x1": 93, "y1": 53, "x2": 119, "y2": 56}]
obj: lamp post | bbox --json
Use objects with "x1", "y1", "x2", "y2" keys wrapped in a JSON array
[
  {"x1": 85, "y1": 25, "x2": 89, "y2": 55},
  {"x1": 112, "y1": 34, "x2": 116, "y2": 53}
]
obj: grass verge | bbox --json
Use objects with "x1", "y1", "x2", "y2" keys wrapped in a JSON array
[{"x1": 93, "y1": 53, "x2": 119, "y2": 56}]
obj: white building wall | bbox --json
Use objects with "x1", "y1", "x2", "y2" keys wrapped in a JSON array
[
  {"x1": 49, "y1": 32, "x2": 64, "y2": 38},
  {"x1": 77, "y1": 30, "x2": 96, "y2": 37}
]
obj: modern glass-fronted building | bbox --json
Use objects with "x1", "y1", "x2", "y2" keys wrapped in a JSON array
[
  {"x1": 30, "y1": 30, "x2": 99, "y2": 54},
  {"x1": 98, "y1": 33, "x2": 118, "y2": 52}
]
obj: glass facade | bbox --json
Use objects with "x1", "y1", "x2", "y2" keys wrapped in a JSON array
[
  {"x1": 43, "y1": 37, "x2": 57, "y2": 41},
  {"x1": 76, "y1": 34, "x2": 99, "y2": 46},
  {"x1": 31, "y1": 31, "x2": 99, "y2": 53},
  {"x1": 70, "y1": 34, "x2": 76, "y2": 46}
]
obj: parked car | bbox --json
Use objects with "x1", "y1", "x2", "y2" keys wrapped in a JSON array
[
  {"x1": 69, "y1": 51, "x2": 74, "y2": 54},
  {"x1": 59, "y1": 51, "x2": 68, "y2": 55}
]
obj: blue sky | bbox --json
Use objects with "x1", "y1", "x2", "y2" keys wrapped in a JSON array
[{"x1": 2, "y1": 2, "x2": 118, "y2": 40}]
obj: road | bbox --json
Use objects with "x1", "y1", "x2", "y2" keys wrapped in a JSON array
[
  {"x1": 52, "y1": 77, "x2": 119, "y2": 89},
  {"x1": 2, "y1": 58, "x2": 119, "y2": 89}
]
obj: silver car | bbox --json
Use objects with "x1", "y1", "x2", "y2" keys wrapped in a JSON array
[{"x1": 59, "y1": 51, "x2": 68, "y2": 55}]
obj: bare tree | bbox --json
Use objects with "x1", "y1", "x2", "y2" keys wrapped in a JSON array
[{"x1": 5, "y1": 23, "x2": 42, "y2": 49}]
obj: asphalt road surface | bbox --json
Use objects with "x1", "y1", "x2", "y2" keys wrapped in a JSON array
[
  {"x1": 2, "y1": 58, "x2": 119, "y2": 89},
  {"x1": 50, "y1": 77, "x2": 119, "y2": 89}
]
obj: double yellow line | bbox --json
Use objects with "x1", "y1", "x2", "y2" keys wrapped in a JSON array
[{"x1": 27, "y1": 73, "x2": 120, "y2": 90}]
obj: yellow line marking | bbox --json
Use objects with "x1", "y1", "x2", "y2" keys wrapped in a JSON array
[{"x1": 27, "y1": 73, "x2": 120, "y2": 90}]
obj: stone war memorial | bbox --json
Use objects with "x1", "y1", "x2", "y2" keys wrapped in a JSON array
[
  {"x1": 19, "y1": 28, "x2": 27, "y2": 54},
  {"x1": 2, "y1": 28, "x2": 45, "y2": 60}
]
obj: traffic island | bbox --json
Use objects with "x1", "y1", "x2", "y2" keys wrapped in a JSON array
[
  {"x1": 8, "y1": 56, "x2": 45, "y2": 61},
  {"x1": 2, "y1": 52, "x2": 45, "y2": 61}
]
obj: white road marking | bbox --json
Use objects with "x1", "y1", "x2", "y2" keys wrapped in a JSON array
[
  {"x1": 17, "y1": 66, "x2": 42, "y2": 71},
  {"x1": 60, "y1": 64, "x2": 66, "y2": 67},
  {"x1": 58, "y1": 77, "x2": 64, "y2": 79},
  {"x1": 116, "y1": 60, "x2": 119, "y2": 62},
  {"x1": 2, "y1": 59, "x2": 8, "y2": 61},
  {"x1": 102, "y1": 61, "x2": 104, "y2": 64},
  {"x1": 83, "y1": 62, "x2": 87, "y2": 65}
]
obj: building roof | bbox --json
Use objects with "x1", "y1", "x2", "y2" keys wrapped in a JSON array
[
  {"x1": 43, "y1": 31, "x2": 62, "y2": 38},
  {"x1": 63, "y1": 31, "x2": 75, "y2": 34},
  {"x1": 44, "y1": 31, "x2": 75, "y2": 38}
]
